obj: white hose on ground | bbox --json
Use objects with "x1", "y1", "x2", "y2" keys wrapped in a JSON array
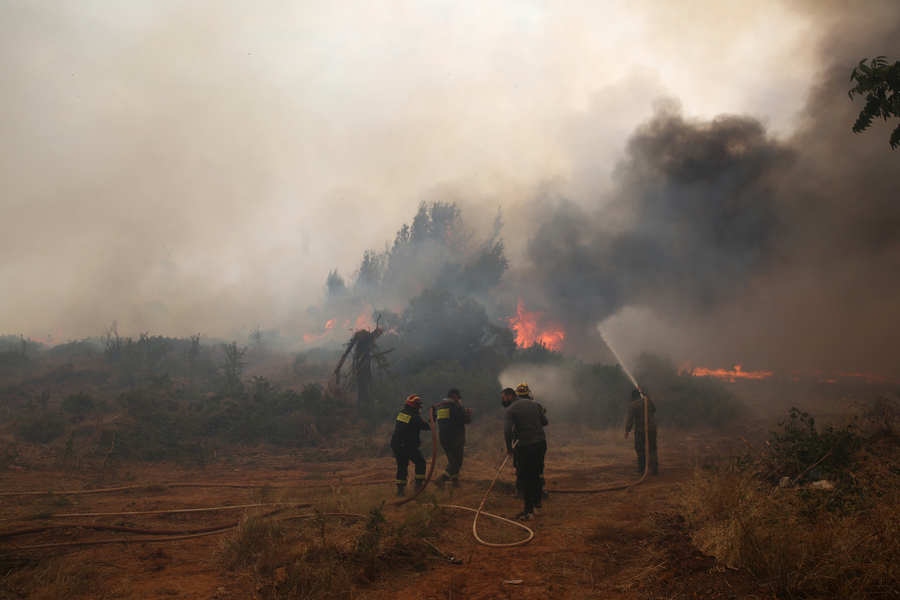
[{"x1": 451, "y1": 439, "x2": 533, "y2": 548}]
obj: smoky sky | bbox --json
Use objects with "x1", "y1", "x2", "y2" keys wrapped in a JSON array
[
  {"x1": 524, "y1": 105, "x2": 792, "y2": 325},
  {"x1": 2, "y1": 0, "x2": 900, "y2": 376},
  {"x1": 507, "y1": 0, "x2": 900, "y2": 375}
]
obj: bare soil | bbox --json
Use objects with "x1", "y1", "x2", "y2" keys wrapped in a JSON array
[{"x1": 1, "y1": 423, "x2": 776, "y2": 600}]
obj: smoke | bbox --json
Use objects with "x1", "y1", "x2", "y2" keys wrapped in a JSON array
[
  {"x1": 3, "y1": 0, "x2": 899, "y2": 379},
  {"x1": 505, "y1": 0, "x2": 900, "y2": 375},
  {"x1": 500, "y1": 364, "x2": 578, "y2": 412},
  {"x1": 521, "y1": 101, "x2": 791, "y2": 320}
]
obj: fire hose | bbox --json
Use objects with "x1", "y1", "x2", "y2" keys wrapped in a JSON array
[
  {"x1": 1, "y1": 395, "x2": 647, "y2": 551},
  {"x1": 443, "y1": 439, "x2": 533, "y2": 548},
  {"x1": 386, "y1": 405, "x2": 533, "y2": 546},
  {"x1": 548, "y1": 392, "x2": 651, "y2": 494}
]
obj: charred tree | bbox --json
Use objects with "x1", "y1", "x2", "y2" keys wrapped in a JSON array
[{"x1": 333, "y1": 326, "x2": 386, "y2": 404}]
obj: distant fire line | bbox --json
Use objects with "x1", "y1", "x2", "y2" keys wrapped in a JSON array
[{"x1": 690, "y1": 364, "x2": 773, "y2": 381}]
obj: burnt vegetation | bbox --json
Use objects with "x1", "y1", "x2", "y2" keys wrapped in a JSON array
[
  {"x1": 0, "y1": 202, "x2": 746, "y2": 467},
  {"x1": 1, "y1": 203, "x2": 899, "y2": 600}
]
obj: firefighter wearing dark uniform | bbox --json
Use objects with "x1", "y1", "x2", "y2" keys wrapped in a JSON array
[
  {"x1": 625, "y1": 388, "x2": 658, "y2": 475},
  {"x1": 503, "y1": 383, "x2": 548, "y2": 521},
  {"x1": 433, "y1": 387, "x2": 473, "y2": 490},
  {"x1": 390, "y1": 394, "x2": 431, "y2": 497},
  {"x1": 504, "y1": 384, "x2": 548, "y2": 500}
]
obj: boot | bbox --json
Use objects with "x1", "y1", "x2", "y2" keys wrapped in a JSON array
[
  {"x1": 451, "y1": 477, "x2": 462, "y2": 489},
  {"x1": 637, "y1": 458, "x2": 646, "y2": 474},
  {"x1": 650, "y1": 462, "x2": 659, "y2": 476},
  {"x1": 396, "y1": 484, "x2": 406, "y2": 497},
  {"x1": 414, "y1": 479, "x2": 424, "y2": 492},
  {"x1": 435, "y1": 474, "x2": 449, "y2": 491}
]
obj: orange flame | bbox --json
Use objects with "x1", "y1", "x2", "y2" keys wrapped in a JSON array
[
  {"x1": 354, "y1": 303, "x2": 375, "y2": 331},
  {"x1": 303, "y1": 318, "x2": 336, "y2": 343},
  {"x1": 691, "y1": 364, "x2": 773, "y2": 382},
  {"x1": 29, "y1": 325, "x2": 64, "y2": 346},
  {"x1": 507, "y1": 298, "x2": 565, "y2": 351}
]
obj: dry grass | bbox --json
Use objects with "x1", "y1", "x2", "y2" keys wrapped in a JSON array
[
  {"x1": 215, "y1": 489, "x2": 445, "y2": 599},
  {"x1": 0, "y1": 554, "x2": 101, "y2": 600},
  {"x1": 682, "y1": 448, "x2": 900, "y2": 599}
]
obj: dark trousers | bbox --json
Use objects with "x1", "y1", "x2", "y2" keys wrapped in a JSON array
[
  {"x1": 633, "y1": 428, "x2": 658, "y2": 471},
  {"x1": 440, "y1": 439, "x2": 464, "y2": 479},
  {"x1": 393, "y1": 446, "x2": 426, "y2": 485},
  {"x1": 515, "y1": 439, "x2": 547, "y2": 512}
]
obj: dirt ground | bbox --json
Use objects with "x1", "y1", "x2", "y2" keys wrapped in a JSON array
[{"x1": 1, "y1": 422, "x2": 777, "y2": 600}]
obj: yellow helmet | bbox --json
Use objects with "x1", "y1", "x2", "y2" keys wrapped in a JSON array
[{"x1": 516, "y1": 383, "x2": 531, "y2": 398}]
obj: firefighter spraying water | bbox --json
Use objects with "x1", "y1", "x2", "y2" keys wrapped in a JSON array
[{"x1": 599, "y1": 325, "x2": 658, "y2": 475}]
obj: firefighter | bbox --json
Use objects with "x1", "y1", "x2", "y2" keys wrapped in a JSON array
[
  {"x1": 624, "y1": 388, "x2": 658, "y2": 475},
  {"x1": 390, "y1": 394, "x2": 431, "y2": 497},
  {"x1": 504, "y1": 384, "x2": 548, "y2": 500},
  {"x1": 433, "y1": 387, "x2": 473, "y2": 490},
  {"x1": 503, "y1": 383, "x2": 548, "y2": 520}
]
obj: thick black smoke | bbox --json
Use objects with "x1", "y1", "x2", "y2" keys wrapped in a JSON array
[
  {"x1": 510, "y1": 1, "x2": 900, "y2": 375},
  {"x1": 527, "y1": 103, "x2": 792, "y2": 325}
]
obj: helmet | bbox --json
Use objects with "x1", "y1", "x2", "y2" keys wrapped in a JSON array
[
  {"x1": 405, "y1": 394, "x2": 422, "y2": 409},
  {"x1": 516, "y1": 383, "x2": 532, "y2": 398},
  {"x1": 631, "y1": 388, "x2": 642, "y2": 399}
]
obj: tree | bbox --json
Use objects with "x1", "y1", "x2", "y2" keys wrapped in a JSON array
[
  {"x1": 396, "y1": 289, "x2": 516, "y2": 369},
  {"x1": 333, "y1": 325, "x2": 386, "y2": 404},
  {"x1": 849, "y1": 56, "x2": 900, "y2": 149},
  {"x1": 220, "y1": 342, "x2": 248, "y2": 397}
]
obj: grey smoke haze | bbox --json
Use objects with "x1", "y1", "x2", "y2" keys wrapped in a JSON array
[
  {"x1": 506, "y1": 0, "x2": 900, "y2": 376},
  {"x1": 2, "y1": 0, "x2": 899, "y2": 376}
]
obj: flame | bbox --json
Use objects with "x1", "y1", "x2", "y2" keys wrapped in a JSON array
[
  {"x1": 507, "y1": 298, "x2": 565, "y2": 351},
  {"x1": 29, "y1": 325, "x2": 64, "y2": 347},
  {"x1": 690, "y1": 365, "x2": 894, "y2": 384},
  {"x1": 793, "y1": 370, "x2": 893, "y2": 384},
  {"x1": 303, "y1": 318, "x2": 336, "y2": 343},
  {"x1": 691, "y1": 364, "x2": 773, "y2": 382},
  {"x1": 354, "y1": 303, "x2": 375, "y2": 331}
]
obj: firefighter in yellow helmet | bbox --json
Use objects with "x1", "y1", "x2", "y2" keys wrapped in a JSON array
[{"x1": 502, "y1": 383, "x2": 548, "y2": 520}]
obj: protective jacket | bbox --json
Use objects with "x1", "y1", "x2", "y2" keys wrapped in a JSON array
[
  {"x1": 625, "y1": 396, "x2": 657, "y2": 434},
  {"x1": 434, "y1": 397, "x2": 472, "y2": 446},
  {"x1": 504, "y1": 397, "x2": 548, "y2": 453},
  {"x1": 390, "y1": 405, "x2": 430, "y2": 450}
]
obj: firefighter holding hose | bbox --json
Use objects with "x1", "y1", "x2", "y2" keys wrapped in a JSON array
[
  {"x1": 390, "y1": 394, "x2": 431, "y2": 497},
  {"x1": 433, "y1": 387, "x2": 473, "y2": 491},
  {"x1": 503, "y1": 383, "x2": 548, "y2": 520},
  {"x1": 624, "y1": 388, "x2": 658, "y2": 475}
]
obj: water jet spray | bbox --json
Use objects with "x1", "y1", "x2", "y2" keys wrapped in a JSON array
[{"x1": 597, "y1": 322, "x2": 638, "y2": 387}]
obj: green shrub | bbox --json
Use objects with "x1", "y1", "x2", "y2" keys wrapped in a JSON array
[
  {"x1": 661, "y1": 374, "x2": 745, "y2": 428},
  {"x1": 767, "y1": 407, "x2": 864, "y2": 481},
  {"x1": 17, "y1": 410, "x2": 65, "y2": 443},
  {"x1": 60, "y1": 391, "x2": 95, "y2": 422},
  {"x1": 0, "y1": 349, "x2": 29, "y2": 370}
]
